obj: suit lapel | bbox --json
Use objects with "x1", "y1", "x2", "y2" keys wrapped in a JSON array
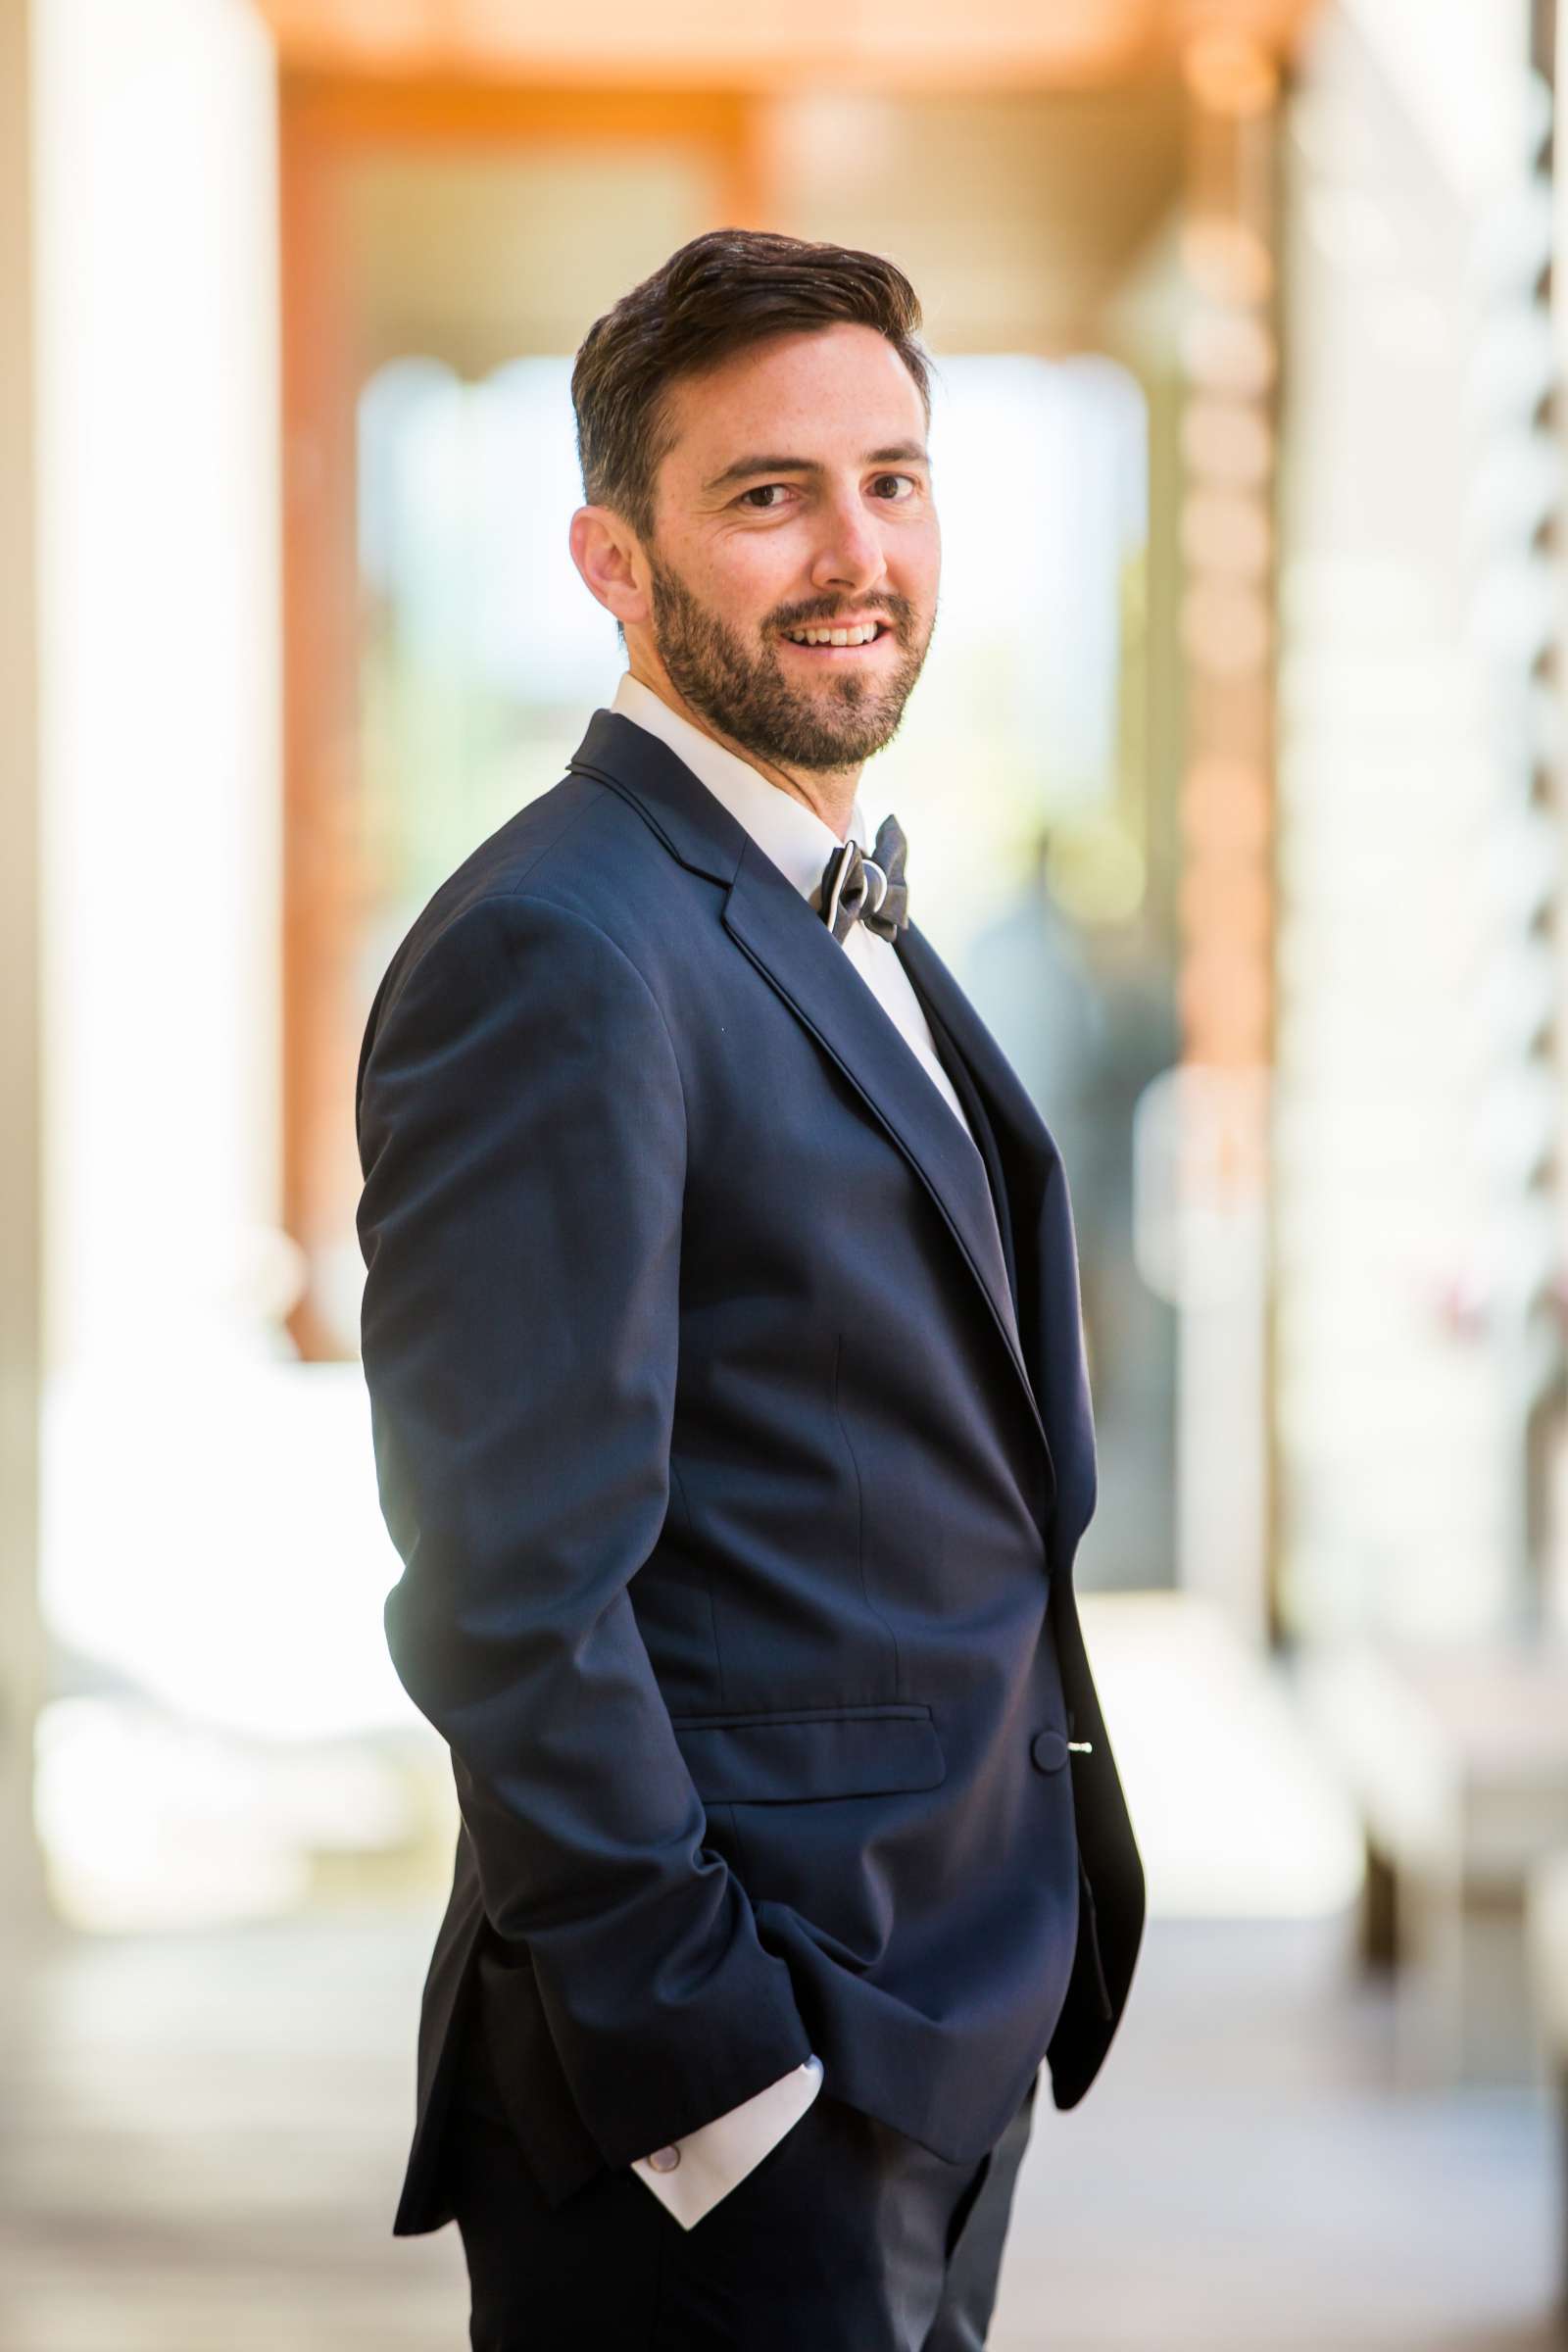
[
  {"x1": 911, "y1": 978, "x2": 1023, "y2": 1332},
  {"x1": 568, "y1": 710, "x2": 1059, "y2": 1505},
  {"x1": 897, "y1": 920, "x2": 1099, "y2": 1556},
  {"x1": 722, "y1": 843, "x2": 1047, "y2": 1450}
]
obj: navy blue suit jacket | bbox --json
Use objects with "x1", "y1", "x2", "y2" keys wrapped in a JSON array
[{"x1": 356, "y1": 710, "x2": 1145, "y2": 2230}]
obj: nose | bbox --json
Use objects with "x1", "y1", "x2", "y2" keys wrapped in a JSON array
[{"x1": 809, "y1": 490, "x2": 888, "y2": 600}]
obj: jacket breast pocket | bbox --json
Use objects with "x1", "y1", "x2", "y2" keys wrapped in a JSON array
[{"x1": 668, "y1": 1701, "x2": 945, "y2": 1805}]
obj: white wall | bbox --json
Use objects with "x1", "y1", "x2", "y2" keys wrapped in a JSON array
[
  {"x1": 1342, "y1": 0, "x2": 1533, "y2": 207},
  {"x1": 1276, "y1": 1, "x2": 1546, "y2": 1642},
  {"x1": 1, "y1": 0, "x2": 46, "y2": 1936}
]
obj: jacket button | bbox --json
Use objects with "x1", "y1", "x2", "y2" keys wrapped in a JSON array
[
  {"x1": 1031, "y1": 1729, "x2": 1068, "y2": 1774},
  {"x1": 646, "y1": 2144, "x2": 681, "y2": 2173}
]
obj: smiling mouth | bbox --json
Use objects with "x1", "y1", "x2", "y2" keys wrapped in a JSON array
[{"x1": 779, "y1": 620, "x2": 892, "y2": 654}]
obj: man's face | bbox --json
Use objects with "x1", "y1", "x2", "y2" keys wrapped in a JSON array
[{"x1": 637, "y1": 322, "x2": 940, "y2": 772}]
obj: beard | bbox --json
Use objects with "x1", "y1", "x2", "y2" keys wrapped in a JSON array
[{"x1": 646, "y1": 551, "x2": 932, "y2": 772}]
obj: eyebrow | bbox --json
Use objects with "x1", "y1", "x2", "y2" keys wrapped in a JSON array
[{"x1": 702, "y1": 442, "x2": 932, "y2": 493}]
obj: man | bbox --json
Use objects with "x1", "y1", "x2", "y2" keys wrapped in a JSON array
[{"x1": 356, "y1": 227, "x2": 1145, "y2": 2351}]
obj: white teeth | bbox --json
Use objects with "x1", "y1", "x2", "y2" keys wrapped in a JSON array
[{"x1": 785, "y1": 622, "x2": 880, "y2": 646}]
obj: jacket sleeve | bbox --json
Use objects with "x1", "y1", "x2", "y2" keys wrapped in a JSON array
[{"x1": 356, "y1": 887, "x2": 812, "y2": 2173}]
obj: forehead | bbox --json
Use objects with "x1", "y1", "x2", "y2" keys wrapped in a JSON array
[{"x1": 659, "y1": 322, "x2": 928, "y2": 480}]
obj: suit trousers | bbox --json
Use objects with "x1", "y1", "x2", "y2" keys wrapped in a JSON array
[{"x1": 447, "y1": 2018, "x2": 1039, "y2": 2351}]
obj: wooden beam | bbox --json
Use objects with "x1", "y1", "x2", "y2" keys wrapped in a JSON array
[{"x1": 255, "y1": 0, "x2": 1323, "y2": 90}]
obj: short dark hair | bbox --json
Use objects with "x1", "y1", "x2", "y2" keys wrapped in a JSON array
[{"x1": 571, "y1": 227, "x2": 932, "y2": 543}]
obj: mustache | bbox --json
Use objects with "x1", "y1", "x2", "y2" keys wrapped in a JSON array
[{"x1": 769, "y1": 595, "x2": 916, "y2": 635}]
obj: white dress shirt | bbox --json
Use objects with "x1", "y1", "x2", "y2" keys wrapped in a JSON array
[{"x1": 612, "y1": 669, "x2": 975, "y2": 2229}]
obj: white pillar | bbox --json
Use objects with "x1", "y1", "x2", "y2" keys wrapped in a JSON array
[
  {"x1": 28, "y1": 3, "x2": 338, "y2": 1789},
  {"x1": 32, "y1": 0, "x2": 285, "y2": 1384}
]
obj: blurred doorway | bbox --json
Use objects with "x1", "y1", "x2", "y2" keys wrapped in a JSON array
[{"x1": 280, "y1": 73, "x2": 1188, "y2": 1605}]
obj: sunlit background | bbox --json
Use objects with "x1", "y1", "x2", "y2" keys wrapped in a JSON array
[{"x1": 4, "y1": 0, "x2": 1568, "y2": 2344}]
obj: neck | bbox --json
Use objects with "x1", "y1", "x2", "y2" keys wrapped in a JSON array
[{"x1": 626, "y1": 653, "x2": 861, "y2": 841}]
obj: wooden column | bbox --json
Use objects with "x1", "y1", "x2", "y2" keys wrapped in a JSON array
[{"x1": 1173, "y1": 31, "x2": 1283, "y2": 1645}]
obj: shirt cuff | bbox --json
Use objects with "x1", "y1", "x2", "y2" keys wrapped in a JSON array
[{"x1": 630, "y1": 2053, "x2": 824, "y2": 2230}]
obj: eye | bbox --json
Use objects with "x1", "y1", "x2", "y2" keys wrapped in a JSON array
[
  {"x1": 738, "y1": 483, "x2": 794, "y2": 511},
  {"x1": 871, "y1": 474, "x2": 917, "y2": 501}
]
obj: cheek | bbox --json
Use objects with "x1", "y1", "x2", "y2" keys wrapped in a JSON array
[
  {"x1": 907, "y1": 518, "x2": 941, "y2": 597},
  {"x1": 882, "y1": 515, "x2": 939, "y2": 602},
  {"x1": 705, "y1": 529, "x2": 809, "y2": 618}
]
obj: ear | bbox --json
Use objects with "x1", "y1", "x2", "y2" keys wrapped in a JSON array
[{"x1": 569, "y1": 505, "x2": 650, "y2": 630}]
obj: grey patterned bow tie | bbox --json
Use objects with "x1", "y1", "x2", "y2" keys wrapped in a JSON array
[{"x1": 818, "y1": 814, "x2": 909, "y2": 944}]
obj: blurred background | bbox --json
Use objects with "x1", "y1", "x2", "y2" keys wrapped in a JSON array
[{"x1": 4, "y1": 0, "x2": 1568, "y2": 2344}]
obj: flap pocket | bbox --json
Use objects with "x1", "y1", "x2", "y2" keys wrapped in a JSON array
[{"x1": 669, "y1": 1702, "x2": 945, "y2": 1805}]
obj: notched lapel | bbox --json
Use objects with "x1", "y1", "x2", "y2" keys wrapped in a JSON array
[{"x1": 723, "y1": 843, "x2": 1054, "y2": 1496}]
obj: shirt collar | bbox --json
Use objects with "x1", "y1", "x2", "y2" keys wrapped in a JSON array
[{"x1": 610, "y1": 671, "x2": 870, "y2": 906}]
